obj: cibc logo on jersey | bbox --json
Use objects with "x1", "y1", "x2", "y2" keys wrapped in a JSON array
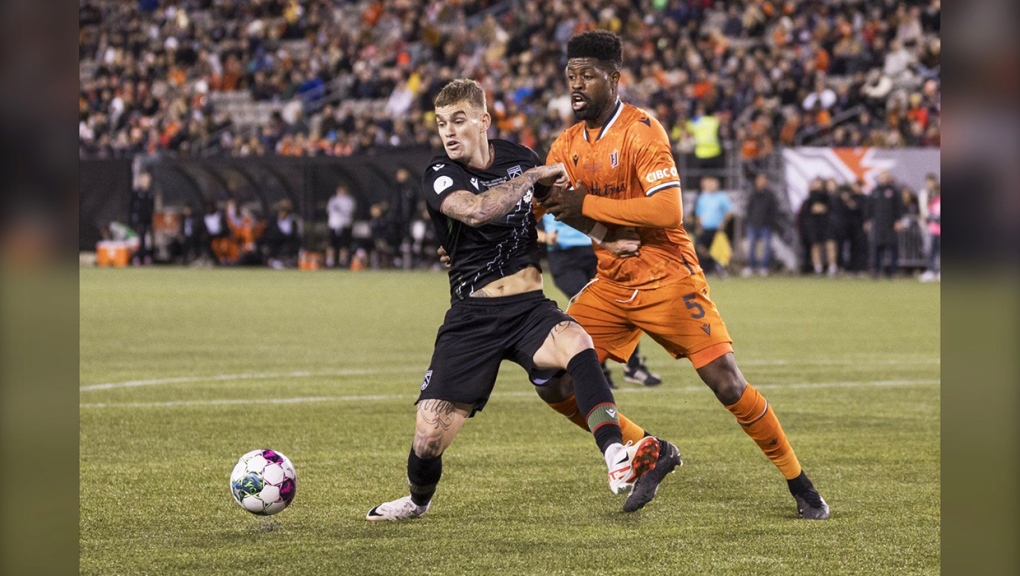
[{"x1": 644, "y1": 166, "x2": 678, "y2": 183}]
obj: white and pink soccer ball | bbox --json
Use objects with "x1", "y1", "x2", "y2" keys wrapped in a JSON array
[{"x1": 230, "y1": 449, "x2": 297, "y2": 516}]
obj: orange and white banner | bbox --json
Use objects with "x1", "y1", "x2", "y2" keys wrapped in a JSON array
[{"x1": 783, "y1": 148, "x2": 941, "y2": 211}]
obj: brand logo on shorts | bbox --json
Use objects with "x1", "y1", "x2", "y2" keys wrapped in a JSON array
[{"x1": 421, "y1": 370, "x2": 432, "y2": 390}]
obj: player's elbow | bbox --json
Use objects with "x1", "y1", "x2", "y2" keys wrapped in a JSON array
[{"x1": 656, "y1": 210, "x2": 682, "y2": 228}]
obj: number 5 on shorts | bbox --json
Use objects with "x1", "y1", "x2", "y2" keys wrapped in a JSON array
[{"x1": 683, "y1": 294, "x2": 705, "y2": 319}]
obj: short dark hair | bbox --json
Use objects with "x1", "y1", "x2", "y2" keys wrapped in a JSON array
[
  {"x1": 567, "y1": 30, "x2": 623, "y2": 67},
  {"x1": 434, "y1": 78, "x2": 487, "y2": 112}
]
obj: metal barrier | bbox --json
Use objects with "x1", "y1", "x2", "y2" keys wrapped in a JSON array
[{"x1": 898, "y1": 215, "x2": 928, "y2": 270}]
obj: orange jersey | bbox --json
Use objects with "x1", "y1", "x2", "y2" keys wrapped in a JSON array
[{"x1": 547, "y1": 101, "x2": 701, "y2": 289}]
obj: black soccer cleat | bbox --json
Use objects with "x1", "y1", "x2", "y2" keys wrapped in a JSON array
[
  {"x1": 622, "y1": 439, "x2": 682, "y2": 512},
  {"x1": 623, "y1": 357, "x2": 663, "y2": 387},
  {"x1": 787, "y1": 471, "x2": 830, "y2": 520}
]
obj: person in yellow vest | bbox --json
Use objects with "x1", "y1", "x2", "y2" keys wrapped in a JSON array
[{"x1": 686, "y1": 103, "x2": 723, "y2": 171}]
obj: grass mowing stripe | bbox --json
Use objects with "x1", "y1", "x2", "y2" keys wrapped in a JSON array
[
  {"x1": 79, "y1": 358, "x2": 939, "y2": 392},
  {"x1": 79, "y1": 367, "x2": 423, "y2": 391},
  {"x1": 80, "y1": 378, "x2": 939, "y2": 409}
]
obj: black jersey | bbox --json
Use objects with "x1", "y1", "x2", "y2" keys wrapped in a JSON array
[{"x1": 421, "y1": 139, "x2": 544, "y2": 301}]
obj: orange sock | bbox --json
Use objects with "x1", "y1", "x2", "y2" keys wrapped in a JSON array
[
  {"x1": 725, "y1": 383, "x2": 803, "y2": 480},
  {"x1": 546, "y1": 395, "x2": 646, "y2": 444},
  {"x1": 618, "y1": 414, "x2": 646, "y2": 444},
  {"x1": 547, "y1": 395, "x2": 589, "y2": 429}
]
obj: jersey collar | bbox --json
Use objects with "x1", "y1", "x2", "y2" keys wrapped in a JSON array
[{"x1": 582, "y1": 99, "x2": 623, "y2": 143}]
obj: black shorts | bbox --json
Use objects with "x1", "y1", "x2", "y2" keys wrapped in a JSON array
[
  {"x1": 806, "y1": 215, "x2": 832, "y2": 244},
  {"x1": 416, "y1": 290, "x2": 572, "y2": 416},
  {"x1": 330, "y1": 226, "x2": 352, "y2": 251}
]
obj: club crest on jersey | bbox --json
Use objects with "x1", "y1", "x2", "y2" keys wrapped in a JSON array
[
  {"x1": 507, "y1": 165, "x2": 523, "y2": 179},
  {"x1": 610, "y1": 150, "x2": 619, "y2": 169},
  {"x1": 421, "y1": 370, "x2": 432, "y2": 390}
]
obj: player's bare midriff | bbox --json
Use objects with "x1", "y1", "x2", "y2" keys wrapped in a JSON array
[{"x1": 470, "y1": 266, "x2": 543, "y2": 298}]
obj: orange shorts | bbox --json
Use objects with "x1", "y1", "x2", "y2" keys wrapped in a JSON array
[{"x1": 566, "y1": 271, "x2": 733, "y2": 369}]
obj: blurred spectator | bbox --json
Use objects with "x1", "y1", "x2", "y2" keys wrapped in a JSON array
[
  {"x1": 804, "y1": 178, "x2": 837, "y2": 277},
  {"x1": 202, "y1": 200, "x2": 229, "y2": 265},
  {"x1": 802, "y1": 77, "x2": 836, "y2": 115},
  {"x1": 865, "y1": 171, "x2": 905, "y2": 279},
  {"x1": 742, "y1": 173, "x2": 777, "y2": 277},
  {"x1": 175, "y1": 203, "x2": 206, "y2": 265},
  {"x1": 919, "y1": 182, "x2": 940, "y2": 282},
  {"x1": 738, "y1": 113, "x2": 773, "y2": 175},
  {"x1": 101, "y1": 220, "x2": 138, "y2": 245},
  {"x1": 686, "y1": 104, "x2": 723, "y2": 172},
  {"x1": 326, "y1": 184, "x2": 356, "y2": 268},
  {"x1": 410, "y1": 202, "x2": 440, "y2": 270},
  {"x1": 128, "y1": 171, "x2": 155, "y2": 265},
  {"x1": 694, "y1": 176, "x2": 732, "y2": 277},
  {"x1": 261, "y1": 199, "x2": 301, "y2": 269},
  {"x1": 390, "y1": 168, "x2": 419, "y2": 267},
  {"x1": 834, "y1": 181, "x2": 869, "y2": 274},
  {"x1": 368, "y1": 202, "x2": 397, "y2": 269}
]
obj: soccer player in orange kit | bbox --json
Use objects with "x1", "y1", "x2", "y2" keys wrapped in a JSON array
[{"x1": 540, "y1": 30, "x2": 829, "y2": 519}]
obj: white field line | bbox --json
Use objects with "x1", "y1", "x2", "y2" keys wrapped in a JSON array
[
  {"x1": 80, "y1": 378, "x2": 940, "y2": 409},
  {"x1": 80, "y1": 358, "x2": 940, "y2": 393},
  {"x1": 79, "y1": 368, "x2": 423, "y2": 392}
]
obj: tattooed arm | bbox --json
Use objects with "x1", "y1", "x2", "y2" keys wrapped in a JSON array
[{"x1": 440, "y1": 163, "x2": 568, "y2": 227}]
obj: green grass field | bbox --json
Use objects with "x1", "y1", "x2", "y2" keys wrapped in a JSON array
[{"x1": 80, "y1": 268, "x2": 940, "y2": 575}]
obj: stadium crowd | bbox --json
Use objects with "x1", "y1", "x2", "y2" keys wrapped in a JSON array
[{"x1": 79, "y1": 0, "x2": 940, "y2": 160}]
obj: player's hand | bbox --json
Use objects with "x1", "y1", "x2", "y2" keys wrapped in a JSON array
[
  {"x1": 601, "y1": 226, "x2": 641, "y2": 258},
  {"x1": 533, "y1": 163, "x2": 570, "y2": 188},
  {"x1": 437, "y1": 246, "x2": 452, "y2": 269},
  {"x1": 543, "y1": 181, "x2": 588, "y2": 221}
]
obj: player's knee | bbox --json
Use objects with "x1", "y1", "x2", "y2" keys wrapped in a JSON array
[
  {"x1": 412, "y1": 430, "x2": 444, "y2": 459},
  {"x1": 534, "y1": 374, "x2": 574, "y2": 403},
  {"x1": 699, "y1": 354, "x2": 747, "y2": 405},
  {"x1": 712, "y1": 376, "x2": 746, "y2": 405},
  {"x1": 561, "y1": 324, "x2": 594, "y2": 357}
]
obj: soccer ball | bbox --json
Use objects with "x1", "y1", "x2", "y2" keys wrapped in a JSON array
[{"x1": 230, "y1": 449, "x2": 297, "y2": 515}]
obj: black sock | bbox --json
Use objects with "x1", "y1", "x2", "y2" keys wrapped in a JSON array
[
  {"x1": 567, "y1": 348, "x2": 622, "y2": 453},
  {"x1": 786, "y1": 471, "x2": 814, "y2": 496},
  {"x1": 407, "y1": 449, "x2": 442, "y2": 506},
  {"x1": 626, "y1": 346, "x2": 642, "y2": 370}
]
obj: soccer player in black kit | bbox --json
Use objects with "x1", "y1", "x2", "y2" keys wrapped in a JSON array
[{"x1": 367, "y1": 79, "x2": 662, "y2": 521}]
